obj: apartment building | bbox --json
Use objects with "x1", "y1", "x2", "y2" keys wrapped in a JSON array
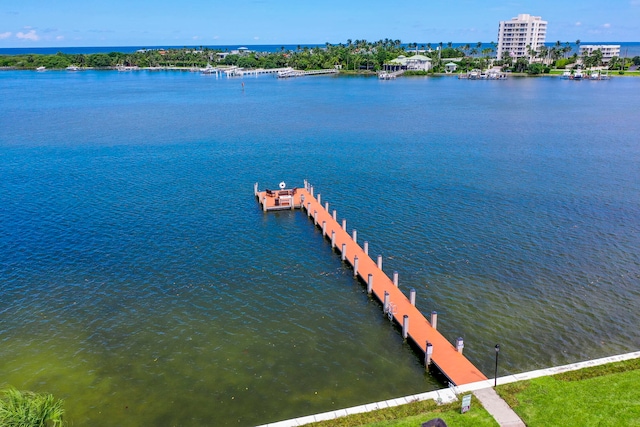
[
  {"x1": 579, "y1": 45, "x2": 621, "y2": 62},
  {"x1": 497, "y1": 14, "x2": 547, "y2": 60}
]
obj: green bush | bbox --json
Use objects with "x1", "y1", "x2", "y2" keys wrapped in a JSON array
[
  {"x1": 527, "y1": 63, "x2": 544, "y2": 75},
  {"x1": 0, "y1": 387, "x2": 65, "y2": 427}
]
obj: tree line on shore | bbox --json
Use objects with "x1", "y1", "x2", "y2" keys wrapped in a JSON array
[{"x1": 2, "y1": 39, "x2": 639, "y2": 74}]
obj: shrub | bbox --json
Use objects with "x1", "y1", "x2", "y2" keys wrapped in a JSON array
[
  {"x1": 527, "y1": 63, "x2": 544, "y2": 75},
  {"x1": 0, "y1": 387, "x2": 65, "y2": 427}
]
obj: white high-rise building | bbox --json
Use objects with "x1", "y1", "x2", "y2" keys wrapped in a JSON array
[
  {"x1": 579, "y1": 45, "x2": 621, "y2": 62},
  {"x1": 497, "y1": 14, "x2": 547, "y2": 60}
]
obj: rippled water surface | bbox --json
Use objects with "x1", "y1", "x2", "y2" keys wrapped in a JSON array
[{"x1": 1, "y1": 70, "x2": 639, "y2": 426}]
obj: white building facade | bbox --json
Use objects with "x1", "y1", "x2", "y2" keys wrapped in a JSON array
[
  {"x1": 579, "y1": 45, "x2": 621, "y2": 62},
  {"x1": 497, "y1": 14, "x2": 547, "y2": 60}
]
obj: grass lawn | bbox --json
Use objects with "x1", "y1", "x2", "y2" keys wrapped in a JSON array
[
  {"x1": 498, "y1": 358, "x2": 640, "y2": 427},
  {"x1": 303, "y1": 396, "x2": 497, "y2": 427},
  {"x1": 304, "y1": 357, "x2": 640, "y2": 427}
]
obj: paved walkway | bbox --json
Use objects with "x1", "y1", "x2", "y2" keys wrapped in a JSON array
[
  {"x1": 256, "y1": 351, "x2": 640, "y2": 427},
  {"x1": 473, "y1": 388, "x2": 524, "y2": 427}
]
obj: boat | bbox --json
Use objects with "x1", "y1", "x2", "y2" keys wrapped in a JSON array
[
  {"x1": 561, "y1": 70, "x2": 571, "y2": 79},
  {"x1": 36, "y1": 66, "x2": 46, "y2": 72},
  {"x1": 589, "y1": 71, "x2": 610, "y2": 80},
  {"x1": 116, "y1": 65, "x2": 139, "y2": 71},
  {"x1": 200, "y1": 64, "x2": 217, "y2": 74},
  {"x1": 571, "y1": 70, "x2": 583, "y2": 80},
  {"x1": 66, "y1": 65, "x2": 81, "y2": 71},
  {"x1": 378, "y1": 71, "x2": 397, "y2": 80}
]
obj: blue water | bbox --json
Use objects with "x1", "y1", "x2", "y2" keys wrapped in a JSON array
[{"x1": 1, "y1": 70, "x2": 639, "y2": 426}]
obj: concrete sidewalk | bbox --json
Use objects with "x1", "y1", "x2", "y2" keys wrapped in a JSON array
[{"x1": 473, "y1": 387, "x2": 525, "y2": 427}]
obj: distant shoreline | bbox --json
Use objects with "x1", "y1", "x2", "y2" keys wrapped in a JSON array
[
  {"x1": 2, "y1": 41, "x2": 640, "y2": 56},
  {"x1": 1, "y1": 66, "x2": 639, "y2": 78}
]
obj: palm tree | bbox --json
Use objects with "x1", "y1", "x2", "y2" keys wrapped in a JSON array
[{"x1": 538, "y1": 46, "x2": 549, "y2": 65}]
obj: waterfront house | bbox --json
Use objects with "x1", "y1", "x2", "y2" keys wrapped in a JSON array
[
  {"x1": 445, "y1": 62, "x2": 458, "y2": 73},
  {"x1": 385, "y1": 54, "x2": 432, "y2": 72}
]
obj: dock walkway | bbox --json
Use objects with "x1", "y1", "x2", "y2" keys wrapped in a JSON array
[
  {"x1": 255, "y1": 181, "x2": 487, "y2": 386},
  {"x1": 277, "y1": 68, "x2": 339, "y2": 78},
  {"x1": 378, "y1": 70, "x2": 405, "y2": 79}
]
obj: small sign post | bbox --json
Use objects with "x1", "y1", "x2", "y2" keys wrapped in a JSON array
[{"x1": 461, "y1": 394, "x2": 472, "y2": 414}]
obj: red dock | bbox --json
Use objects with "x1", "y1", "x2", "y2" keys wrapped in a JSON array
[{"x1": 255, "y1": 181, "x2": 487, "y2": 386}]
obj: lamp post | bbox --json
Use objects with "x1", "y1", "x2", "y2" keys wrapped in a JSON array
[{"x1": 494, "y1": 344, "x2": 500, "y2": 387}]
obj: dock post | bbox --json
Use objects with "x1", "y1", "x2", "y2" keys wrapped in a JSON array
[
  {"x1": 363, "y1": 241, "x2": 369, "y2": 255},
  {"x1": 307, "y1": 203, "x2": 311, "y2": 217},
  {"x1": 254, "y1": 182, "x2": 258, "y2": 196},
  {"x1": 341, "y1": 244, "x2": 346, "y2": 261},
  {"x1": 342, "y1": 219, "x2": 347, "y2": 231},
  {"x1": 304, "y1": 179, "x2": 308, "y2": 190},
  {"x1": 314, "y1": 211, "x2": 318, "y2": 225},
  {"x1": 431, "y1": 311, "x2": 438, "y2": 330},
  {"x1": 352, "y1": 229, "x2": 357, "y2": 244},
  {"x1": 393, "y1": 271, "x2": 398, "y2": 287},
  {"x1": 383, "y1": 291, "x2": 390, "y2": 313},
  {"x1": 324, "y1": 202, "x2": 329, "y2": 212},
  {"x1": 367, "y1": 274, "x2": 373, "y2": 294},
  {"x1": 322, "y1": 221, "x2": 326, "y2": 236},
  {"x1": 456, "y1": 337, "x2": 464, "y2": 354},
  {"x1": 317, "y1": 194, "x2": 321, "y2": 204},
  {"x1": 332, "y1": 210, "x2": 337, "y2": 221},
  {"x1": 262, "y1": 196, "x2": 267, "y2": 212},
  {"x1": 300, "y1": 194, "x2": 305, "y2": 207},
  {"x1": 310, "y1": 186, "x2": 314, "y2": 197},
  {"x1": 353, "y1": 256, "x2": 359, "y2": 277},
  {"x1": 402, "y1": 315, "x2": 409, "y2": 339},
  {"x1": 377, "y1": 255, "x2": 383, "y2": 270},
  {"x1": 410, "y1": 288, "x2": 416, "y2": 306},
  {"x1": 425, "y1": 342, "x2": 433, "y2": 367},
  {"x1": 331, "y1": 231, "x2": 336, "y2": 248}
]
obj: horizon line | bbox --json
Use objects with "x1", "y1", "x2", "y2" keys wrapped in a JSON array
[{"x1": 2, "y1": 40, "x2": 638, "y2": 50}]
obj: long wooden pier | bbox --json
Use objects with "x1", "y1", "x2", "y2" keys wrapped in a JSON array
[{"x1": 254, "y1": 181, "x2": 487, "y2": 386}]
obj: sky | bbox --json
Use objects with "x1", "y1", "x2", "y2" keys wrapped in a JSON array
[{"x1": 1, "y1": 0, "x2": 639, "y2": 48}]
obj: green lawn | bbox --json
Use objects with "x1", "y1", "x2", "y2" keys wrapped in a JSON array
[
  {"x1": 305, "y1": 357, "x2": 640, "y2": 427},
  {"x1": 303, "y1": 396, "x2": 497, "y2": 427},
  {"x1": 498, "y1": 358, "x2": 640, "y2": 427}
]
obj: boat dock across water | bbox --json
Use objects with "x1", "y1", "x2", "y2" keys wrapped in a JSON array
[{"x1": 254, "y1": 180, "x2": 488, "y2": 386}]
